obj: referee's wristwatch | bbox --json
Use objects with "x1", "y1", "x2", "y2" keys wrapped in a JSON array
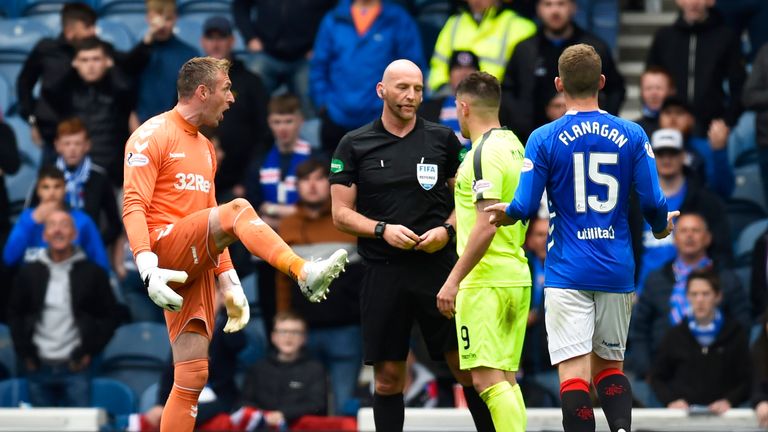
[
  {"x1": 442, "y1": 223, "x2": 456, "y2": 242},
  {"x1": 374, "y1": 221, "x2": 387, "y2": 239}
]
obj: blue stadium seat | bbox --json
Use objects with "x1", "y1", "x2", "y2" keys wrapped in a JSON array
[
  {"x1": 91, "y1": 378, "x2": 136, "y2": 417},
  {"x1": 732, "y1": 163, "x2": 767, "y2": 212},
  {"x1": 138, "y1": 382, "x2": 158, "y2": 412},
  {"x1": 4, "y1": 116, "x2": 38, "y2": 164},
  {"x1": 18, "y1": 0, "x2": 95, "y2": 16},
  {"x1": 177, "y1": 0, "x2": 230, "y2": 15},
  {"x1": 728, "y1": 111, "x2": 757, "y2": 168},
  {"x1": 0, "y1": 19, "x2": 46, "y2": 98},
  {"x1": 96, "y1": 17, "x2": 136, "y2": 51},
  {"x1": 0, "y1": 73, "x2": 12, "y2": 116},
  {"x1": 101, "y1": 322, "x2": 169, "y2": 366},
  {"x1": 0, "y1": 60, "x2": 23, "y2": 98},
  {"x1": 727, "y1": 198, "x2": 768, "y2": 252},
  {"x1": 174, "y1": 15, "x2": 205, "y2": 54},
  {"x1": 99, "y1": 322, "x2": 169, "y2": 398},
  {"x1": 96, "y1": 0, "x2": 145, "y2": 15},
  {"x1": 0, "y1": 17, "x2": 53, "y2": 54},
  {"x1": 230, "y1": 30, "x2": 246, "y2": 56},
  {"x1": 0, "y1": 325, "x2": 16, "y2": 379},
  {"x1": 4, "y1": 115, "x2": 40, "y2": 215},
  {"x1": 22, "y1": 13, "x2": 60, "y2": 34},
  {"x1": 104, "y1": 13, "x2": 147, "y2": 43},
  {"x1": 101, "y1": 367, "x2": 161, "y2": 404},
  {"x1": 735, "y1": 218, "x2": 768, "y2": 266},
  {"x1": 96, "y1": 0, "x2": 146, "y2": 41},
  {"x1": 18, "y1": 0, "x2": 98, "y2": 34},
  {"x1": 0, "y1": 378, "x2": 29, "y2": 407}
]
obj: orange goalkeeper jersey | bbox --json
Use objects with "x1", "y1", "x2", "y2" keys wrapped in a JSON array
[{"x1": 123, "y1": 108, "x2": 232, "y2": 272}]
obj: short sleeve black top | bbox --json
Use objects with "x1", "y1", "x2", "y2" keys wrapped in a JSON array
[{"x1": 330, "y1": 117, "x2": 464, "y2": 261}]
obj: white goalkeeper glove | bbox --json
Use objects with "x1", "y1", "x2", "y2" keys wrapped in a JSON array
[
  {"x1": 219, "y1": 269, "x2": 250, "y2": 333},
  {"x1": 136, "y1": 252, "x2": 187, "y2": 312}
]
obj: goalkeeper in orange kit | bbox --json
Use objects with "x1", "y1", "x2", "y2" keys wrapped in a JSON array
[{"x1": 122, "y1": 57, "x2": 347, "y2": 432}]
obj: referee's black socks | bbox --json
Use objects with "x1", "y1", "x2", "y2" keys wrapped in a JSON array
[
  {"x1": 463, "y1": 386, "x2": 496, "y2": 432},
  {"x1": 560, "y1": 378, "x2": 595, "y2": 432},
  {"x1": 373, "y1": 392, "x2": 404, "y2": 432},
  {"x1": 594, "y1": 368, "x2": 632, "y2": 432}
]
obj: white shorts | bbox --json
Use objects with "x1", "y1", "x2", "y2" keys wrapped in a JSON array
[{"x1": 544, "y1": 288, "x2": 633, "y2": 365}]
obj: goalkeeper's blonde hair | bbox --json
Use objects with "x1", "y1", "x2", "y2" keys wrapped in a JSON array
[{"x1": 176, "y1": 57, "x2": 232, "y2": 100}]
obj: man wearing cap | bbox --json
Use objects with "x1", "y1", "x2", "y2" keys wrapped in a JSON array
[
  {"x1": 658, "y1": 96, "x2": 734, "y2": 199},
  {"x1": 630, "y1": 128, "x2": 732, "y2": 295},
  {"x1": 420, "y1": 51, "x2": 480, "y2": 149},
  {"x1": 200, "y1": 16, "x2": 270, "y2": 200},
  {"x1": 501, "y1": 0, "x2": 625, "y2": 141}
]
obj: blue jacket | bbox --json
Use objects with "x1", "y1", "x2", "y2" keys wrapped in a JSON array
[
  {"x1": 3, "y1": 208, "x2": 111, "y2": 272},
  {"x1": 310, "y1": 0, "x2": 425, "y2": 129},
  {"x1": 136, "y1": 36, "x2": 198, "y2": 122},
  {"x1": 687, "y1": 136, "x2": 734, "y2": 199}
]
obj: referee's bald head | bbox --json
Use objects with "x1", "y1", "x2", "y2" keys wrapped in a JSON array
[
  {"x1": 382, "y1": 59, "x2": 422, "y2": 84},
  {"x1": 377, "y1": 59, "x2": 424, "y2": 121}
]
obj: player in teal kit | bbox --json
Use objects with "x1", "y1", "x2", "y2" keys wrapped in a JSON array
[{"x1": 437, "y1": 72, "x2": 531, "y2": 431}]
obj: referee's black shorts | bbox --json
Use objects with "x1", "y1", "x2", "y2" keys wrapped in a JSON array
[{"x1": 360, "y1": 249, "x2": 458, "y2": 365}]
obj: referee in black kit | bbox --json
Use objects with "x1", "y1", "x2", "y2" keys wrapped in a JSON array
[{"x1": 330, "y1": 59, "x2": 495, "y2": 432}]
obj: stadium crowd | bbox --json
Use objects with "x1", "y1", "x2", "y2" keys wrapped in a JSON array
[{"x1": 0, "y1": 0, "x2": 768, "y2": 430}]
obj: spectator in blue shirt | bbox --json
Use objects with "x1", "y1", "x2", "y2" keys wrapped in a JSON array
[
  {"x1": 243, "y1": 94, "x2": 313, "y2": 329},
  {"x1": 310, "y1": 0, "x2": 425, "y2": 154},
  {"x1": 659, "y1": 96, "x2": 734, "y2": 199},
  {"x1": 131, "y1": 0, "x2": 198, "y2": 127},
  {"x1": 244, "y1": 94, "x2": 313, "y2": 231},
  {"x1": 3, "y1": 166, "x2": 110, "y2": 272}
]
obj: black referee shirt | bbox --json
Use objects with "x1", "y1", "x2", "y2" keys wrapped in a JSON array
[{"x1": 330, "y1": 117, "x2": 464, "y2": 261}]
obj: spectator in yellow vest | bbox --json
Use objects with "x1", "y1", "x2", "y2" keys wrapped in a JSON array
[{"x1": 428, "y1": 0, "x2": 535, "y2": 94}]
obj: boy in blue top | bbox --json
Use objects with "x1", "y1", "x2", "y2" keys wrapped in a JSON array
[
  {"x1": 244, "y1": 94, "x2": 313, "y2": 230},
  {"x1": 3, "y1": 166, "x2": 110, "y2": 272},
  {"x1": 486, "y1": 44, "x2": 677, "y2": 432}
]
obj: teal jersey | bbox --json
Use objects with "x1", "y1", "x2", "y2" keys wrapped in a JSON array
[{"x1": 454, "y1": 128, "x2": 530, "y2": 289}]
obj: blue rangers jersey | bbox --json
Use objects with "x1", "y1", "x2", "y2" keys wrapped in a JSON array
[{"x1": 507, "y1": 110, "x2": 668, "y2": 292}]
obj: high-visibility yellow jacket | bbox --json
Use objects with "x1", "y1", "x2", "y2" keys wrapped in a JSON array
[{"x1": 428, "y1": 6, "x2": 536, "y2": 92}]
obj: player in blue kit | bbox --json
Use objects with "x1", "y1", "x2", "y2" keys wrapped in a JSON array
[{"x1": 486, "y1": 44, "x2": 678, "y2": 432}]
